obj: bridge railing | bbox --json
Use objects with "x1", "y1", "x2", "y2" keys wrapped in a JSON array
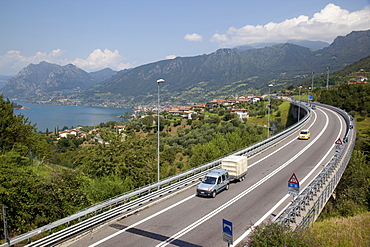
[
  {"x1": 1, "y1": 100, "x2": 311, "y2": 247},
  {"x1": 273, "y1": 103, "x2": 356, "y2": 229}
]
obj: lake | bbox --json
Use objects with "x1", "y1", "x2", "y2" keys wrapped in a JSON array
[{"x1": 13, "y1": 101, "x2": 132, "y2": 132}]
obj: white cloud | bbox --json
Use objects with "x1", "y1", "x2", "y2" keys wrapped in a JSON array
[
  {"x1": 210, "y1": 4, "x2": 370, "y2": 46},
  {"x1": 166, "y1": 55, "x2": 177, "y2": 59},
  {"x1": 210, "y1": 33, "x2": 229, "y2": 43},
  {"x1": 184, "y1": 33, "x2": 203, "y2": 42},
  {"x1": 71, "y1": 49, "x2": 131, "y2": 72},
  {"x1": 0, "y1": 48, "x2": 131, "y2": 75},
  {"x1": 0, "y1": 49, "x2": 65, "y2": 75},
  {"x1": 49, "y1": 49, "x2": 64, "y2": 57}
]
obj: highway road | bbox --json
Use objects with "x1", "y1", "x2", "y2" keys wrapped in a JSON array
[{"x1": 63, "y1": 105, "x2": 346, "y2": 247}]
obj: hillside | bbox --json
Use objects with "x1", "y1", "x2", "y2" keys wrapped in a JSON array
[
  {"x1": 0, "y1": 62, "x2": 116, "y2": 102},
  {"x1": 81, "y1": 30, "x2": 370, "y2": 107},
  {"x1": 1, "y1": 30, "x2": 370, "y2": 107}
]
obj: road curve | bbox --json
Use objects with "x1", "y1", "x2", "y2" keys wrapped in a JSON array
[{"x1": 63, "y1": 105, "x2": 346, "y2": 247}]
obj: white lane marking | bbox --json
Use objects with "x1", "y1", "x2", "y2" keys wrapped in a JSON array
[
  {"x1": 249, "y1": 109, "x2": 317, "y2": 168},
  {"x1": 233, "y1": 107, "x2": 344, "y2": 246},
  {"x1": 300, "y1": 108, "x2": 344, "y2": 185},
  {"x1": 89, "y1": 195, "x2": 195, "y2": 247},
  {"x1": 155, "y1": 111, "x2": 330, "y2": 247},
  {"x1": 233, "y1": 194, "x2": 291, "y2": 245}
]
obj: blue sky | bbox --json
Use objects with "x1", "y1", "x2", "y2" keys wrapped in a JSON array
[{"x1": 1, "y1": 0, "x2": 370, "y2": 75}]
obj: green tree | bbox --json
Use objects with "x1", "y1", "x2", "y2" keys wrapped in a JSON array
[
  {"x1": 0, "y1": 96, "x2": 35, "y2": 153},
  {"x1": 0, "y1": 150, "x2": 90, "y2": 236},
  {"x1": 321, "y1": 150, "x2": 370, "y2": 218}
]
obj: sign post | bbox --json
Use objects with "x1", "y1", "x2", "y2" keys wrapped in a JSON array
[
  {"x1": 222, "y1": 219, "x2": 233, "y2": 246},
  {"x1": 288, "y1": 173, "x2": 300, "y2": 197}
]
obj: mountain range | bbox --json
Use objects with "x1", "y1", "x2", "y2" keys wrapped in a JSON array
[
  {"x1": 234, "y1": 39, "x2": 329, "y2": 51},
  {"x1": 1, "y1": 29, "x2": 370, "y2": 107},
  {"x1": 1, "y1": 62, "x2": 116, "y2": 101}
]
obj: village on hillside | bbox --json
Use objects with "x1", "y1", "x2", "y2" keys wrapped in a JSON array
[
  {"x1": 50, "y1": 68, "x2": 369, "y2": 142},
  {"x1": 51, "y1": 94, "x2": 264, "y2": 142}
]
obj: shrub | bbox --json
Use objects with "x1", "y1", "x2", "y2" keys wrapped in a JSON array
[{"x1": 247, "y1": 221, "x2": 320, "y2": 247}]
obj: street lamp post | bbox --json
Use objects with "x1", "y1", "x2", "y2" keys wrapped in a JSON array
[
  {"x1": 157, "y1": 78, "x2": 165, "y2": 184},
  {"x1": 311, "y1": 72, "x2": 314, "y2": 103},
  {"x1": 298, "y1": 86, "x2": 302, "y2": 122},
  {"x1": 326, "y1": 67, "x2": 330, "y2": 89},
  {"x1": 267, "y1": 84, "x2": 273, "y2": 138},
  {"x1": 311, "y1": 72, "x2": 314, "y2": 93}
]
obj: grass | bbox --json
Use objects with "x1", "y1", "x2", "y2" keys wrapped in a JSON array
[
  {"x1": 247, "y1": 213, "x2": 370, "y2": 246},
  {"x1": 309, "y1": 212, "x2": 370, "y2": 246},
  {"x1": 276, "y1": 100, "x2": 290, "y2": 124},
  {"x1": 247, "y1": 100, "x2": 291, "y2": 128},
  {"x1": 355, "y1": 116, "x2": 370, "y2": 138}
]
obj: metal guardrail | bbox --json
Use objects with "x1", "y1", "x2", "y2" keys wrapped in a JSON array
[
  {"x1": 1, "y1": 100, "x2": 311, "y2": 247},
  {"x1": 274, "y1": 103, "x2": 356, "y2": 229}
]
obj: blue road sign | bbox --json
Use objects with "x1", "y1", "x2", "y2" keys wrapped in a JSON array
[
  {"x1": 309, "y1": 95, "x2": 313, "y2": 100},
  {"x1": 288, "y1": 182, "x2": 299, "y2": 189},
  {"x1": 223, "y1": 219, "x2": 233, "y2": 244}
]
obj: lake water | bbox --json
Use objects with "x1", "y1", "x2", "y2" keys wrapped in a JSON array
[{"x1": 13, "y1": 101, "x2": 132, "y2": 132}]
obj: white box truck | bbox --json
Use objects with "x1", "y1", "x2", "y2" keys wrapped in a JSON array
[{"x1": 221, "y1": 155, "x2": 248, "y2": 182}]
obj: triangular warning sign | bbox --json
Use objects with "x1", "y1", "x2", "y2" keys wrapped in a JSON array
[
  {"x1": 335, "y1": 138, "x2": 343, "y2": 145},
  {"x1": 288, "y1": 173, "x2": 299, "y2": 185}
]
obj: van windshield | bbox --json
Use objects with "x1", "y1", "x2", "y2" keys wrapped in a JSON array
[{"x1": 203, "y1": 176, "x2": 217, "y2": 184}]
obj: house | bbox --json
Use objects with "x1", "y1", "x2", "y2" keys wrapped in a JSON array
[
  {"x1": 167, "y1": 108, "x2": 182, "y2": 116},
  {"x1": 206, "y1": 99, "x2": 227, "y2": 107},
  {"x1": 167, "y1": 107, "x2": 198, "y2": 119},
  {"x1": 179, "y1": 106, "x2": 192, "y2": 112},
  {"x1": 251, "y1": 97, "x2": 261, "y2": 103},
  {"x1": 183, "y1": 110, "x2": 198, "y2": 119},
  {"x1": 355, "y1": 76, "x2": 368, "y2": 83},
  {"x1": 226, "y1": 98, "x2": 239, "y2": 105},
  {"x1": 78, "y1": 132, "x2": 87, "y2": 139},
  {"x1": 235, "y1": 95, "x2": 250, "y2": 103},
  {"x1": 348, "y1": 76, "x2": 368, "y2": 84},
  {"x1": 231, "y1": 108, "x2": 249, "y2": 120},
  {"x1": 192, "y1": 103, "x2": 206, "y2": 111},
  {"x1": 59, "y1": 129, "x2": 78, "y2": 138},
  {"x1": 93, "y1": 134, "x2": 109, "y2": 145},
  {"x1": 114, "y1": 125, "x2": 126, "y2": 133}
]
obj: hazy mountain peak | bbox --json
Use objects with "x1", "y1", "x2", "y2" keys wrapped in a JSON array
[{"x1": 235, "y1": 39, "x2": 329, "y2": 51}]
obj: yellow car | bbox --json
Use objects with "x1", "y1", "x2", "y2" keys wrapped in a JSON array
[{"x1": 298, "y1": 129, "x2": 310, "y2": 140}]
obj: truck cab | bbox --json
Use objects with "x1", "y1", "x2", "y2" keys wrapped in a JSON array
[{"x1": 196, "y1": 169, "x2": 229, "y2": 198}]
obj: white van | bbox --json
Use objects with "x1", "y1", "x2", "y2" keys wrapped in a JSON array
[{"x1": 196, "y1": 169, "x2": 229, "y2": 198}]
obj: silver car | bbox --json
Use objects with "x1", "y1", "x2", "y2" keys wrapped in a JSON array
[{"x1": 196, "y1": 169, "x2": 229, "y2": 198}]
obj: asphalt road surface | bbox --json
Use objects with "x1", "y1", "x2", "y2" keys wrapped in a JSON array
[{"x1": 63, "y1": 105, "x2": 346, "y2": 247}]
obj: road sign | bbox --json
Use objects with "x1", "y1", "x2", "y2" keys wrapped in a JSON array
[
  {"x1": 222, "y1": 219, "x2": 233, "y2": 244},
  {"x1": 335, "y1": 138, "x2": 343, "y2": 145},
  {"x1": 309, "y1": 95, "x2": 313, "y2": 100},
  {"x1": 288, "y1": 173, "x2": 299, "y2": 185},
  {"x1": 288, "y1": 173, "x2": 299, "y2": 196}
]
